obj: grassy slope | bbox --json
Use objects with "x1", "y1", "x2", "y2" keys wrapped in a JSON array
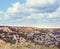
[{"x1": 0, "y1": 42, "x2": 58, "y2": 49}]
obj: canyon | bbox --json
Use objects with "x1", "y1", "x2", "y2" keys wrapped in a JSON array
[{"x1": 0, "y1": 26, "x2": 60, "y2": 49}]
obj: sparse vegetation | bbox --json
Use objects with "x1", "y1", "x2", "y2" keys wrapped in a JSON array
[
  {"x1": 0, "y1": 42, "x2": 58, "y2": 49},
  {"x1": 0, "y1": 26, "x2": 60, "y2": 49}
]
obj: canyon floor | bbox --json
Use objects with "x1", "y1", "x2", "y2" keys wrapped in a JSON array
[{"x1": 0, "y1": 26, "x2": 60, "y2": 49}]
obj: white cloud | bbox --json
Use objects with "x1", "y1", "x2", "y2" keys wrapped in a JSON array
[
  {"x1": 0, "y1": 11, "x2": 3, "y2": 14},
  {"x1": 25, "y1": 0, "x2": 59, "y2": 13},
  {"x1": 0, "y1": 11, "x2": 4, "y2": 20},
  {"x1": 1, "y1": 2, "x2": 24, "y2": 20},
  {"x1": 0, "y1": 1, "x2": 60, "y2": 28},
  {"x1": 7, "y1": 2, "x2": 23, "y2": 14},
  {"x1": 0, "y1": 2, "x2": 23, "y2": 20},
  {"x1": 0, "y1": 1, "x2": 60, "y2": 20},
  {"x1": 48, "y1": 7, "x2": 60, "y2": 18},
  {"x1": 26, "y1": 0, "x2": 57, "y2": 6},
  {"x1": 0, "y1": 0, "x2": 59, "y2": 20},
  {"x1": 27, "y1": 13, "x2": 48, "y2": 19}
]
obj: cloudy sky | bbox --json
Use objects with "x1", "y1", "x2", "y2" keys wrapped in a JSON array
[{"x1": 0, "y1": 0, "x2": 60, "y2": 28}]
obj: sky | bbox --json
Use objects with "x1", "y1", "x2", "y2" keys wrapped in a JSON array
[{"x1": 0, "y1": 0, "x2": 60, "y2": 28}]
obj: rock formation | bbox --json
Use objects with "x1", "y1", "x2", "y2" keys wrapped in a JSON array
[{"x1": 0, "y1": 26, "x2": 60, "y2": 49}]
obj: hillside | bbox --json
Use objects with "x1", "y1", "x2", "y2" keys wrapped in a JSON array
[{"x1": 0, "y1": 26, "x2": 60, "y2": 49}]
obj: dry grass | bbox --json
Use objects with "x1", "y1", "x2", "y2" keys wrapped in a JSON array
[{"x1": 0, "y1": 42, "x2": 58, "y2": 49}]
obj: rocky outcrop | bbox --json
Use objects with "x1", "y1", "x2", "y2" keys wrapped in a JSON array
[
  {"x1": 0, "y1": 26, "x2": 60, "y2": 48},
  {"x1": 32, "y1": 32, "x2": 60, "y2": 47}
]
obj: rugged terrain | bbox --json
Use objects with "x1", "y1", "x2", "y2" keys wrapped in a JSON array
[{"x1": 0, "y1": 26, "x2": 60, "y2": 49}]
